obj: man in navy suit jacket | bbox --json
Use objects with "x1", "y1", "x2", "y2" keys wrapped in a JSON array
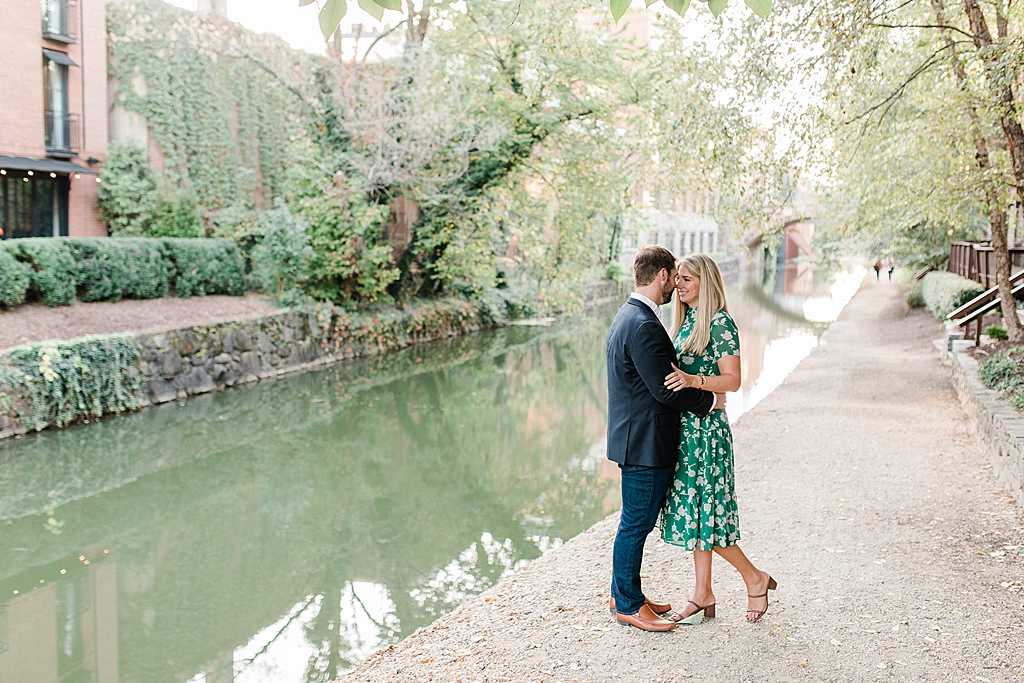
[{"x1": 606, "y1": 245, "x2": 717, "y2": 631}]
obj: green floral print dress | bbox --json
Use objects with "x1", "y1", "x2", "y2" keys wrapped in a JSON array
[{"x1": 661, "y1": 307, "x2": 741, "y2": 551}]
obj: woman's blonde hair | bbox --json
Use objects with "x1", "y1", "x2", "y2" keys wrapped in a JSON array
[{"x1": 670, "y1": 253, "x2": 730, "y2": 355}]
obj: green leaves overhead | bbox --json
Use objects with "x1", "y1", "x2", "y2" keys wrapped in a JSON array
[
  {"x1": 318, "y1": 0, "x2": 346, "y2": 39},
  {"x1": 663, "y1": 0, "x2": 691, "y2": 17},
  {"x1": 314, "y1": 0, "x2": 772, "y2": 36},
  {"x1": 316, "y1": 0, "x2": 402, "y2": 38},
  {"x1": 610, "y1": 0, "x2": 630, "y2": 23},
  {"x1": 358, "y1": 0, "x2": 383, "y2": 20},
  {"x1": 743, "y1": 0, "x2": 771, "y2": 18}
]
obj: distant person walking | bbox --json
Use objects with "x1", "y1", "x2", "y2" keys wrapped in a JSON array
[
  {"x1": 662, "y1": 253, "x2": 777, "y2": 623},
  {"x1": 888, "y1": 265, "x2": 894, "y2": 281},
  {"x1": 874, "y1": 261, "x2": 882, "y2": 280}
]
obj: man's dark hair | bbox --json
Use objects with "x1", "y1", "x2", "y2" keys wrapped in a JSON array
[{"x1": 633, "y1": 244, "x2": 676, "y2": 287}]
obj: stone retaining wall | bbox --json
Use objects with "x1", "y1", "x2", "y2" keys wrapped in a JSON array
[
  {"x1": 0, "y1": 281, "x2": 627, "y2": 440},
  {"x1": 938, "y1": 339, "x2": 1024, "y2": 504}
]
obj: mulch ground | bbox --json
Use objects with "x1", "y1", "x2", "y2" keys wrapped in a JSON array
[{"x1": 0, "y1": 294, "x2": 280, "y2": 351}]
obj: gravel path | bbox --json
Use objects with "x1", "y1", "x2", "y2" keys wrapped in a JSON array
[
  {"x1": 340, "y1": 278, "x2": 1024, "y2": 683},
  {"x1": 0, "y1": 294, "x2": 278, "y2": 351}
]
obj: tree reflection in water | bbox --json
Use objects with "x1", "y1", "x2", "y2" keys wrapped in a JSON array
[{"x1": 0, "y1": 263, "x2": 859, "y2": 683}]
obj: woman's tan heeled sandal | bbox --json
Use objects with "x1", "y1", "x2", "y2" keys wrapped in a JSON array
[{"x1": 746, "y1": 576, "x2": 777, "y2": 623}]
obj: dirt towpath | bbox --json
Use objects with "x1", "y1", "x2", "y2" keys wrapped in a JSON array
[
  {"x1": 342, "y1": 279, "x2": 1024, "y2": 683},
  {"x1": 0, "y1": 294, "x2": 277, "y2": 351}
]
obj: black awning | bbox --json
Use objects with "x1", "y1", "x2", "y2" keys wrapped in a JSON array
[
  {"x1": 0, "y1": 155, "x2": 97, "y2": 175},
  {"x1": 42, "y1": 48, "x2": 77, "y2": 67}
]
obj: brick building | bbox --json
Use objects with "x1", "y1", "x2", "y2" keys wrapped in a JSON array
[{"x1": 0, "y1": 0, "x2": 107, "y2": 239}]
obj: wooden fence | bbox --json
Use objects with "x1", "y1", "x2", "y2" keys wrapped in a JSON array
[{"x1": 949, "y1": 242, "x2": 1024, "y2": 286}]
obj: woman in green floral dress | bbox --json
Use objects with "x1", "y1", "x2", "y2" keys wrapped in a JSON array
[{"x1": 661, "y1": 253, "x2": 776, "y2": 624}]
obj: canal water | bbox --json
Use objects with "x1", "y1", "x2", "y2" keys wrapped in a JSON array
[{"x1": 0, "y1": 262, "x2": 864, "y2": 683}]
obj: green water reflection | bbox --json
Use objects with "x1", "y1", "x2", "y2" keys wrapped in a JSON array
[
  {"x1": 0, "y1": 263, "x2": 861, "y2": 683},
  {"x1": 0, "y1": 311, "x2": 621, "y2": 683}
]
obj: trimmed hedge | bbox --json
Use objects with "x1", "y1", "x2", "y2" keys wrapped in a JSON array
[
  {"x1": 0, "y1": 237, "x2": 246, "y2": 308},
  {"x1": 73, "y1": 239, "x2": 171, "y2": 301},
  {"x1": 921, "y1": 271, "x2": 985, "y2": 320},
  {"x1": 163, "y1": 238, "x2": 246, "y2": 297},
  {"x1": 0, "y1": 245, "x2": 32, "y2": 308}
]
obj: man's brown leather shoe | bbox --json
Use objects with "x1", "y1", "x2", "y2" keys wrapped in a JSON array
[
  {"x1": 609, "y1": 596, "x2": 672, "y2": 614},
  {"x1": 615, "y1": 604, "x2": 676, "y2": 632}
]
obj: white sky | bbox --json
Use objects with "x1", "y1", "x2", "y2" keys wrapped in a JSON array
[{"x1": 162, "y1": 0, "x2": 397, "y2": 53}]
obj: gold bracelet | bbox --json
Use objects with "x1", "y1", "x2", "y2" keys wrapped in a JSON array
[{"x1": 698, "y1": 375, "x2": 706, "y2": 391}]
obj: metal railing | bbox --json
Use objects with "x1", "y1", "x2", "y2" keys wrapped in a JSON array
[
  {"x1": 41, "y1": 0, "x2": 78, "y2": 42},
  {"x1": 44, "y1": 111, "x2": 80, "y2": 156}
]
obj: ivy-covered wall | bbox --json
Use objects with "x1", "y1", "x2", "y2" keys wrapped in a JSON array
[
  {"x1": 0, "y1": 297, "x2": 492, "y2": 439},
  {"x1": 107, "y1": 0, "x2": 321, "y2": 227}
]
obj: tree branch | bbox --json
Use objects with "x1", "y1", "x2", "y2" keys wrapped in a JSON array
[
  {"x1": 842, "y1": 43, "x2": 954, "y2": 126},
  {"x1": 870, "y1": 21, "x2": 975, "y2": 39}
]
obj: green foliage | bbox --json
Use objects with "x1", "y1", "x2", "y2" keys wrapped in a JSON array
[
  {"x1": 979, "y1": 348, "x2": 1024, "y2": 409},
  {"x1": 312, "y1": 0, "x2": 766, "y2": 38},
  {"x1": 297, "y1": 192, "x2": 397, "y2": 306},
  {"x1": 904, "y1": 279, "x2": 925, "y2": 309},
  {"x1": 921, "y1": 271, "x2": 984, "y2": 320},
  {"x1": 148, "y1": 193, "x2": 203, "y2": 238},
  {"x1": 984, "y1": 325, "x2": 1009, "y2": 341},
  {"x1": 162, "y1": 239, "x2": 247, "y2": 298},
  {"x1": 1, "y1": 335, "x2": 142, "y2": 430},
  {"x1": 0, "y1": 244, "x2": 32, "y2": 308},
  {"x1": 11, "y1": 238, "x2": 78, "y2": 306},
  {"x1": 70, "y1": 239, "x2": 171, "y2": 302},
  {"x1": 107, "y1": 0, "x2": 314, "y2": 229},
  {"x1": 96, "y1": 141, "x2": 159, "y2": 237},
  {"x1": 253, "y1": 199, "x2": 312, "y2": 300}
]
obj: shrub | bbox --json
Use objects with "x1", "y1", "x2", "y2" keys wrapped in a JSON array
[
  {"x1": 0, "y1": 244, "x2": 31, "y2": 308},
  {"x1": 148, "y1": 193, "x2": 203, "y2": 238},
  {"x1": 984, "y1": 325, "x2": 1009, "y2": 341},
  {"x1": 921, "y1": 271, "x2": 984, "y2": 320},
  {"x1": 253, "y1": 199, "x2": 311, "y2": 300},
  {"x1": 71, "y1": 238, "x2": 171, "y2": 301},
  {"x1": 1, "y1": 334, "x2": 142, "y2": 429},
  {"x1": 163, "y1": 238, "x2": 246, "y2": 297},
  {"x1": 10, "y1": 238, "x2": 78, "y2": 306},
  {"x1": 904, "y1": 279, "x2": 925, "y2": 309},
  {"x1": 979, "y1": 348, "x2": 1024, "y2": 408},
  {"x1": 298, "y1": 193, "x2": 397, "y2": 306},
  {"x1": 96, "y1": 141, "x2": 158, "y2": 236}
]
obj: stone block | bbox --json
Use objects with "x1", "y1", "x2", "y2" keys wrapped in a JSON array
[
  {"x1": 212, "y1": 363, "x2": 228, "y2": 382},
  {"x1": 191, "y1": 355, "x2": 206, "y2": 366},
  {"x1": 222, "y1": 331, "x2": 235, "y2": 353},
  {"x1": 146, "y1": 378, "x2": 179, "y2": 404},
  {"x1": 214, "y1": 353, "x2": 232, "y2": 364},
  {"x1": 257, "y1": 334, "x2": 274, "y2": 354},
  {"x1": 283, "y1": 326, "x2": 296, "y2": 343},
  {"x1": 240, "y1": 351, "x2": 261, "y2": 375},
  {"x1": 232, "y1": 328, "x2": 254, "y2": 352},
  {"x1": 161, "y1": 350, "x2": 183, "y2": 377},
  {"x1": 185, "y1": 367, "x2": 215, "y2": 395},
  {"x1": 178, "y1": 330, "x2": 202, "y2": 356}
]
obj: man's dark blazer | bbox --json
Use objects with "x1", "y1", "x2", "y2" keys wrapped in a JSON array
[{"x1": 606, "y1": 297, "x2": 715, "y2": 468}]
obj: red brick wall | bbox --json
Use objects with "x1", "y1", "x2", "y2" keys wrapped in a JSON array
[{"x1": 0, "y1": 0, "x2": 108, "y2": 237}]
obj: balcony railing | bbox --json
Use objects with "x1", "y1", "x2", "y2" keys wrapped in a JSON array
[
  {"x1": 41, "y1": 0, "x2": 78, "y2": 43},
  {"x1": 44, "y1": 111, "x2": 80, "y2": 157}
]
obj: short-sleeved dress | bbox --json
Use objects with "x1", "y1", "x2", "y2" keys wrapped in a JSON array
[{"x1": 661, "y1": 307, "x2": 741, "y2": 551}]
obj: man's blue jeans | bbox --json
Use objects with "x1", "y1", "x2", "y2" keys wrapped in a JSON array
[{"x1": 611, "y1": 463, "x2": 675, "y2": 615}]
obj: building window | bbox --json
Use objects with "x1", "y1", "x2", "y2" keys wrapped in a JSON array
[
  {"x1": 43, "y1": 52, "x2": 79, "y2": 157},
  {"x1": 41, "y1": 0, "x2": 77, "y2": 42},
  {"x1": 0, "y1": 172, "x2": 69, "y2": 239}
]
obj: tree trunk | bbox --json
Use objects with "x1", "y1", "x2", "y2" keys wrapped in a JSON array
[
  {"x1": 933, "y1": 0, "x2": 1019, "y2": 339},
  {"x1": 959, "y1": 0, "x2": 1024, "y2": 340}
]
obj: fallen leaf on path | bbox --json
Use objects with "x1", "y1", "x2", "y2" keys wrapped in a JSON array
[
  {"x1": 794, "y1": 659, "x2": 809, "y2": 667},
  {"x1": 419, "y1": 658, "x2": 434, "y2": 664},
  {"x1": 830, "y1": 639, "x2": 842, "y2": 647},
  {"x1": 679, "y1": 670, "x2": 693, "y2": 678}
]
